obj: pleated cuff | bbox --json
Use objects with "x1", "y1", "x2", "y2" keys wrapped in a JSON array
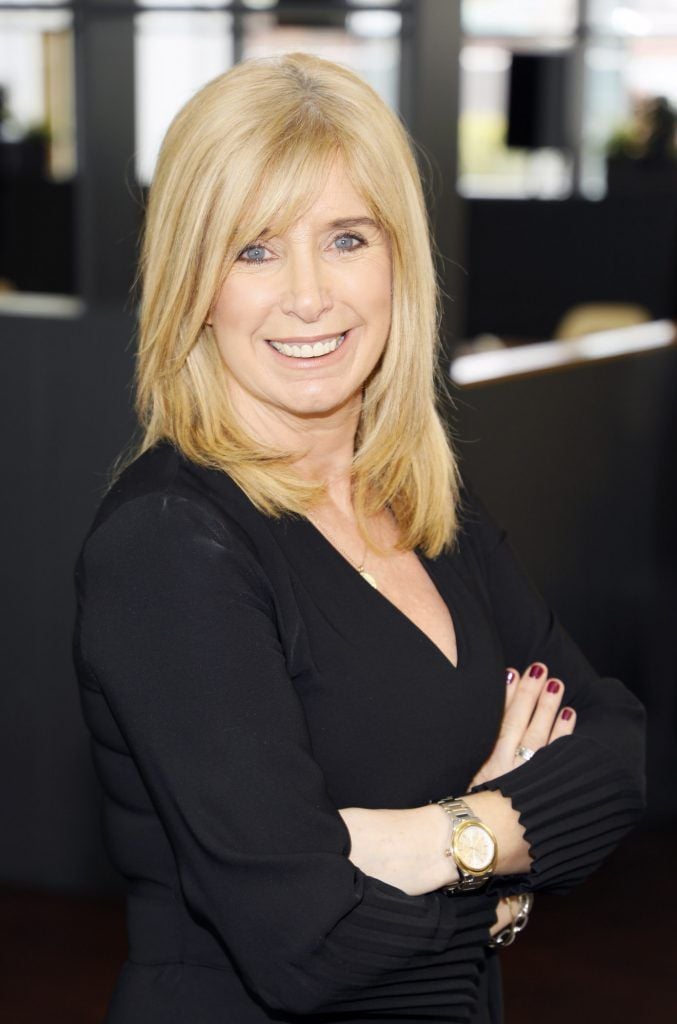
[
  {"x1": 289, "y1": 880, "x2": 496, "y2": 1020},
  {"x1": 471, "y1": 735, "x2": 645, "y2": 895}
]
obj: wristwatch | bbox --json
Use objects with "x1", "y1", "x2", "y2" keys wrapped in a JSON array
[{"x1": 437, "y1": 797, "x2": 498, "y2": 893}]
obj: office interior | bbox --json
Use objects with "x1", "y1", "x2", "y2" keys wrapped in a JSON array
[{"x1": 1, "y1": 2, "x2": 675, "y2": 1021}]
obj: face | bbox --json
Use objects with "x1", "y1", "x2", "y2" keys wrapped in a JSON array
[{"x1": 208, "y1": 161, "x2": 392, "y2": 443}]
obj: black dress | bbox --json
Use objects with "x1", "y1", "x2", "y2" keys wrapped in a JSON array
[{"x1": 73, "y1": 441, "x2": 645, "y2": 1023}]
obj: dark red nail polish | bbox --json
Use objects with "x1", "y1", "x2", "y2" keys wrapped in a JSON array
[
  {"x1": 546, "y1": 679, "x2": 560, "y2": 694},
  {"x1": 562, "y1": 708, "x2": 573, "y2": 721},
  {"x1": 506, "y1": 670, "x2": 516, "y2": 685},
  {"x1": 529, "y1": 664, "x2": 544, "y2": 679}
]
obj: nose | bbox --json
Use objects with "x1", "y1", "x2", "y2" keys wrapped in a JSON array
[{"x1": 279, "y1": 248, "x2": 333, "y2": 322}]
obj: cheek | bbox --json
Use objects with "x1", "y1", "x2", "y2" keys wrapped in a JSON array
[
  {"x1": 212, "y1": 278, "x2": 273, "y2": 333},
  {"x1": 350, "y1": 259, "x2": 392, "y2": 324},
  {"x1": 370, "y1": 271, "x2": 393, "y2": 333}
]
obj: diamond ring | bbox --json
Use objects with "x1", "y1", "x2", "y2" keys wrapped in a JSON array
[{"x1": 515, "y1": 745, "x2": 535, "y2": 762}]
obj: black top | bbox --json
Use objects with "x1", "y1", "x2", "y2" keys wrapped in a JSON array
[{"x1": 73, "y1": 441, "x2": 646, "y2": 1024}]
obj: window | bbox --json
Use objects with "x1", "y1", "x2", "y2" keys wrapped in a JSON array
[
  {"x1": 135, "y1": 8, "x2": 235, "y2": 185},
  {"x1": 0, "y1": 2, "x2": 76, "y2": 295},
  {"x1": 135, "y1": 0, "x2": 404, "y2": 186},
  {"x1": 458, "y1": 0, "x2": 677, "y2": 198},
  {"x1": 583, "y1": 3, "x2": 677, "y2": 196}
]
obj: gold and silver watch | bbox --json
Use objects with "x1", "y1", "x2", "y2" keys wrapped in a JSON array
[{"x1": 437, "y1": 797, "x2": 498, "y2": 894}]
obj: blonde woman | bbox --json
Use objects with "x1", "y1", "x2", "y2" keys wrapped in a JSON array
[{"x1": 74, "y1": 54, "x2": 645, "y2": 1024}]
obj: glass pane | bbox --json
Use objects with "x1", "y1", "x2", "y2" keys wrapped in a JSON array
[
  {"x1": 458, "y1": 43, "x2": 573, "y2": 197},
  {"x1": 241, "y1": 11, "x2": 401, "y2": 113},
  {"x1": 239, "y1": 1, "x2": 401, "y2": 6},
  {"x1": 0, "y1": 7, "x2": 74, "y2": 171},
  {"x1": 0, "y1": 10, "x2": 76, "y2": 295},
  {"x1": 581, "y1": 35, "x2": 677, "y2": 197},
  {"x1": 588, "y1": 0, "x2": 677, "y2": 36},
  {"x1": 462, "y1": 0, "x2": 577, "y2": 37},
  {"x1": 239, "y1": 1, "x2": 401, "y2": 8},
  {"x1": 140, "y1": 0, "x2": 230, "y2": 7},
  {"x1": 134, "y1": 12, "x2": 234, "y2": 184},
  {"x1": 623, "y1": 36, "x2": 677, "y2": 102}
]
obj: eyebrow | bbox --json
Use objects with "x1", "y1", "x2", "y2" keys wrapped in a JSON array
[{"x1": 327, "y1": 217, "x2": 380, "y2": 230}]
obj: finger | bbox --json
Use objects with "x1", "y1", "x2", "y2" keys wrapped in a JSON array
[
  {"x1": 548, "y1": 705, "x2": 576, "y2": 743},
  {"x1": 504, "y1": 667, "x2": 520, "y2": 709},
  {"x1": 521, "y1": 677, "x2": 565, "y2": 752},
  {"x1": 498, "y1": 663, "x2": 548, "y2": 744}
]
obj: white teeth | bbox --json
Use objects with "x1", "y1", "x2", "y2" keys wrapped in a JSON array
[{"x1": 269, "y1": 333, "x2": 346, "y2": 358}]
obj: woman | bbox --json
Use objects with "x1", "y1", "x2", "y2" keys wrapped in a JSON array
[{"x1": 73, "y1": 53, "x2": 645, "y2": 1023}]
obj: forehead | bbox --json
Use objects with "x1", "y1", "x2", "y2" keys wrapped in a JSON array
[
  {"x1": 283, "y1": 165, "x2": 372, "y2": 233},
  {"x1": 308, "y1": 161, "x2": 370, "y2": 212},
  {"x1": 243, "y1": 158, "x2": 377, "y2": 240}
]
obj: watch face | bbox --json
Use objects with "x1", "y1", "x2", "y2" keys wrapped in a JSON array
[{"x1": 454, "y1": 822, "x2": 496, "y2": 873}]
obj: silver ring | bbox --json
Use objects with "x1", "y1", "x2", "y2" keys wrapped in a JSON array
[{"x1": 515, "y1": 745, "x2": 535, "y2": 762}]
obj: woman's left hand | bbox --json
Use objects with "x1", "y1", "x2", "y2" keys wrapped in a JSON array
[{"x1": 469, "y1": 663, "x2": 576, "y2": 788}]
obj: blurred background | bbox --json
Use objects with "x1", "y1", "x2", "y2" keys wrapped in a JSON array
[{"x1": 1, "y1": 1, "x2": 675, "y2": 1021}]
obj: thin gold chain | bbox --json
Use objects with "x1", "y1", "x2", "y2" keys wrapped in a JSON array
[{"x1": 306, "y1": 512, "x2": 379, "y2": 589}]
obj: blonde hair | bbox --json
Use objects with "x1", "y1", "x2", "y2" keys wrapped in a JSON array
[{"x1": 128, "y1": 52, "x2": 460, "y2": 555}]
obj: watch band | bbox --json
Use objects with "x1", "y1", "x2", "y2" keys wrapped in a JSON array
[{"x1": 437, "y1": 796, "x2": 497, "y2": 894}]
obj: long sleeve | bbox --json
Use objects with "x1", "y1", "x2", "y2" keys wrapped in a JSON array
[
  {"x1": 463, "y1": 494, "x2": 646, "y2": 896},
  {"x1": 76, "y1": 491, "x2": 495, "y2": 1020}
]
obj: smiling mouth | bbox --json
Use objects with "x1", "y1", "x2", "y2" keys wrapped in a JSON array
[{"x1": 267, "y1": 332, "x2": 347, "y2": 359}]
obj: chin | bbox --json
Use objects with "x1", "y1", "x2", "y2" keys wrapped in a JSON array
[
  {"x1": 284, "y1": 400, "x2": 347, "y2": 420},
  {"x1": 279, "y1": 385, "x2": 360, "y2": 419}
]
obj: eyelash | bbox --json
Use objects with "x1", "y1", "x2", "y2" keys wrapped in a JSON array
[{"x1": 237, "y1": 231, "x2": 368, "y2": 265}]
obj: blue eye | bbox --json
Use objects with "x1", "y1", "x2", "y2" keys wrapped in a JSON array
[
  {"x1": 239, "y1": 244, "x2": 268, "y2": 263},
  {"x1": 334, "y1": 233, "x2": 365, "y2": 252}
]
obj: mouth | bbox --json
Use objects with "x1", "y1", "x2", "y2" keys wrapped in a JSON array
[{"x1": 266, "y1": 332, "x2": 348, "y2": 360}]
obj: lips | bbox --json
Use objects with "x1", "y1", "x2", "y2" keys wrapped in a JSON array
[{"x1": 267, "y1": 332, "x2": 347, "y2": 359}]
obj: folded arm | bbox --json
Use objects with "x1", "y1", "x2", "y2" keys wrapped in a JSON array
[{"x1": 337, "y1": 494, "x2": 646, "y2": 901}]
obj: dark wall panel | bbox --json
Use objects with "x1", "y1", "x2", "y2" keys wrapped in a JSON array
[
  {"x1": 464, "y1": 197, "x2": 677, "y2": 340},
  {"x1": 1, "y1": 312, "x2": 136, "y2": 892}
]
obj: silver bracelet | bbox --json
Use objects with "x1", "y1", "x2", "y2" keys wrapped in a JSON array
[{"x1": 488, "y1": 892, "x2": 534, "y2": 948}]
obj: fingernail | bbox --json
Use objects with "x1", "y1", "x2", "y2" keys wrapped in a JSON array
[
  {"x1": 529, "y1": 664, "x2": 544, "y2": 679},
  {"x1": 546, "y1": 679, "x2": 560, "y2": 694},
  {"x1": 506, "y1": 670, "x2": 516, "y2": 685},
  {"x1": 562, "y1": 708, "x2": 573, "y2": 721}
]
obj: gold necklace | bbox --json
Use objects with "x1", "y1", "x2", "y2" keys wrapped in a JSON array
[{"x1": 307, "y1": 513, "x2": 379, "y2": 590}]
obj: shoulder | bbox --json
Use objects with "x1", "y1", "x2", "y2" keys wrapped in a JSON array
[
  {"x1": 88, "y1": 441, "x2": 256, "y2": 536},
  {"x1": 78, "y1": 442, "x2": 268, "y2": 580}
]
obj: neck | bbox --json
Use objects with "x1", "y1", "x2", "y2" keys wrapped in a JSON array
[{"x1": 226, "y1": 383, "x2": 362, "y2": 512}]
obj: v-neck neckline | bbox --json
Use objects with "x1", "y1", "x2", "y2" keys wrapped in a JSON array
[
  {"x1": 303, "y1": 517, "x2": 462, "y2": 672},
  {"x1": 180, "y1": 456, "x2": 464, "y2": 674}
]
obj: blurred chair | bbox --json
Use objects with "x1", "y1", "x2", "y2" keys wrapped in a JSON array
[{"x1": 554, "y1": 302, "x2": 651, "y2": 340}]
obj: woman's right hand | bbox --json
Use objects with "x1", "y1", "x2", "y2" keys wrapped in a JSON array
[{"x1": 469, "y1": 663, "x2": 576, "y2": 788}]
